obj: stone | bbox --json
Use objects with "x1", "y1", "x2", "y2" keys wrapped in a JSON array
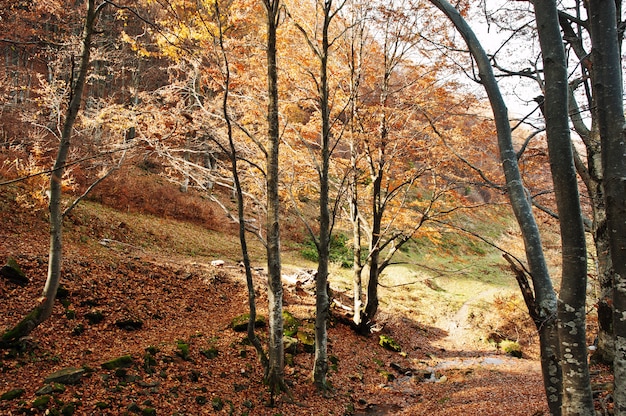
[
  {"x1": 44, "y1": 367, "x2": 85, "y2": 385},
  {"x1": 0, "y1": 258, "x2": 28, "y2": 286},
  {"x1": 379, "y1": 335, "x2": 401, "y2": 352},
  {"x1": 0, "y1": 388, "x2": 25, "y2": 401},
  {"x1": 101, "y1": 355, "x2": 134, "y2": 370},
  {"x1": 231, "y1": 314, "x2": 265, "y2": 332},
  {"x1": 35, "y1": 383, "x2": 66, "y2": 395}
]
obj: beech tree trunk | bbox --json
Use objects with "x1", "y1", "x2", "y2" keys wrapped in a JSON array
[
  {"x1": 214, "y1": 0, "x2": 268, "y2": 374},
  {"x1": 1, "y1": 0, "x2": 104, "y2": 347},
  {"x1": 587, "y1": 1, "x2": 626, "y2": 413},
  {"x1": 347, "y1": 7, "x2": 365, "y2": 328},
  {"x1": 313, "y1": 0, "x2": 333, "y2": 389},
  {"x1": 428, "y1": 1, "x2": 562, "y2": 414},
  {"x1": 262, "y1": 0, "x2": 285, "y2": 397},
  {"x1": 559, "y1": 10, "x2": 615, "y2": 366},
  {"x1": 533, "y1": 1, "x2": 594, "y2": 414},
  {"x1": 350, "y1": 144, "x2": 364, "y2": 327}
]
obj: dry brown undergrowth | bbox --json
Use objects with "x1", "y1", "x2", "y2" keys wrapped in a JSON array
[{"x1": 0, "y1": 180, "x2": 559, "y2": 415}]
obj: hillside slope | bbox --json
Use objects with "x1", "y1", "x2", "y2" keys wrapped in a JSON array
[{"x1": 0, "y1": 181, "x2": 551, "y2": 415}]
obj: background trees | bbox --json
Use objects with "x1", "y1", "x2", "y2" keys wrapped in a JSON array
[{"x1": 2, "y1": 0, "x2": 109, "y2": 346}]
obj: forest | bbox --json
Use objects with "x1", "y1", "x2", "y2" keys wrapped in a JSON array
[{"x1": 1, "y1": 0, "x2": 625, "y2": 415}]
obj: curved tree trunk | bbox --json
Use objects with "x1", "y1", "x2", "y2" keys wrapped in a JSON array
[
  {"x1": 428, "y1": 1, "x2": 562, "y2": 414},
  {"x1": 2, "y1": 0, "x2": 104, "y2": 347}
]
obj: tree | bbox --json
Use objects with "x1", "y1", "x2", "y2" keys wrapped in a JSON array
[
  {"x1": 2, "y1": 0, "x2": 108, "y2": 346},
  {"x1": 532, "y1": 1, "x2": 593, "y2": 413},
  {"x1": 428, "y1": 1, "x2": 563, "y2": 413},
  {"x1": 212, "y1": 0, "x2": 269, "y2": 376},
  {"x1": 287, "y1": 0, "x2": 349, "y2": 389},
  {"x1": 339, "y1": 0, "x2": 469, "y2": 331},
  {"x1": 261, "y1": 0, "x2": 286, "y2": 398},
  {"x1": 587, "y1": 0, "x2": 626, "y2": 412}
]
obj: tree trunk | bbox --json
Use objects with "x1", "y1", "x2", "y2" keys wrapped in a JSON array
[
  {"x1": 2, "y1": 0, "x2": 103, "y2": 347},
  {"x1": 560, "y1": 9, "x2": 615, "y2": 366},
  {"x1": 588, "y1": 1, "x2": 626, "y2": 413},
  {"x1": 350, "y1": 156, "x2": 364, "y2": 327},
  {"x1": 534, "y1": 1, "x2": 594, "y2": 413},
  {"x1": 262, "y1": 0, "x2": 285, "y2": 397},
  {"x1": 214, "y1": 0, "x2": 268, "y2": 375},
  {"x1": 363, "y1": 175, "x2": 383, "y2": 326},
  {"x1": 428, "y1": 1, "x2": 562, "y2": 414},
  {"x1": 313, "y1": 3, "x2": 332, "y2": 389}
]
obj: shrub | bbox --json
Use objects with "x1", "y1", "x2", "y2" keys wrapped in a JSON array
[{"x1": 301, "y1": 233, "x2": 354, "y2": 268}]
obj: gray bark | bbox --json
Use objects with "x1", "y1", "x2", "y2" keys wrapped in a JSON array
[
  {"x1": 313, "y1": 0, "x2": 333, "y2": 390},
  {"x1": 587, "y1": 1, "x2": 626, "y2": 413},
  {"x1": 347, "y1": 4, "x2": 365, "y2": 328},
  {"x1": 560, "y1": 8, "x2": 614, "y2": 366},
  {"x1": 533, "y1": 1, "x2": 594, "y2": 413},
  {"x1": 262, "y1": 0, "x2": 285, "y2": 397},
  {"x1": 428, "y1": 1, "x2": 561, "y2": 414}
]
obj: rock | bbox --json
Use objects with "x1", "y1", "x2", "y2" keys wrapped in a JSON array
[
  {"x1": 379, "y1": 335, "x2": 401, "y2": 352},
  {"x1": 378, "y1": 370, "x2": 395, "y2": 382},
  {"x1": 44, "y1": 367, "x2": 85, "y2": 385},
  {"x1": 200, "y1": 347, "x2": 219, "y2": 359},
  {"x1": 283, "y1": 336, "x2": 298, "y2": 355},
  {"x1": 0, "y1": 388, "x2": 25, "y2": 401},
  {"x1": 35, "y1": 383, "x2": 66, "y2": 395},
  {"x1": 211, "y1": 260, "x2": 225, "y2": 267},
  {"x1": 0, "y1": 258, "x2": 28, "y2": 286},
  {"x1": 85, "y1": 310, "x2": 105, "y2": 324},
  {"x1": 115, "y1": 318, "x2": 143, "y2": 331},
  {"x1": 231, "y1": 314, "x2": 266, "y2": 332},
  {"x1": 283, "y1": 311, "x2": 300, "y2": 337},
  {"x1": 500, "y1": 340, "x2": 522, "y2": 358},
  {"x1": 101, "y1": 355, "x2": 134, "y2": 370},
  {"x1": 32, "y1": 395, "x2": 52, "y2": 410},
  {"x1": 296, "y1": 330, "x2": 315, "y2": 353}
]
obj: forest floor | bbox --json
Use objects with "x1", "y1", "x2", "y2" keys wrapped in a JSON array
[{"x1": 0, "y1": 183, "x2": 612, "y2": 415}]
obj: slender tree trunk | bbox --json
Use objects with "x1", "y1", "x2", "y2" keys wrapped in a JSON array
[
  {"x1": 313, "y1": 0, "x2": 334, "y2": 389},
  {"x1": 214, "y1": 0, "x2": 268, "y2": 374},
  {"x1": 588, "y1": 1, "x2": 626, "y2": 413},
  {"x1": 2, "y1": 0, "x2": 103, "y2": 347},
  {"x1": 428, "y1": 1, "x2": 562, "y2": 414},
  {"x1": 363, "y1": 202, "x2": 382, "y2": 325},
  {"x1": 262, "y1": 0, "x2": 285, "y2": 397},
  {"x1": 350, "y1": 149, "x2": 363, "y2": 327},
  {"x1": 589, "y1": 172, "x2": 614, "y2": 365},
  {"x1": 561, "y1": 12, "x2": 615, "y2": 366},
  {"x1": 347, "y1": 2, "x2": 365, "y2": 328}
]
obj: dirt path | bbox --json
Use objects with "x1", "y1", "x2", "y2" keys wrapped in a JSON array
[{"x1": 434, "y1": 287, "x2": 503, "y2": 350}]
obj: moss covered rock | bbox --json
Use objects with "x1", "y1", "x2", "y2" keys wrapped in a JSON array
[
  {"x1": 379, "y1": 335, "x2": 401, "y2": 352},
  {"x1": 44, "y1": 367, "x2": 85, "y2": 385},
  {"x1": 0, "y1": 388, "x2": 25, "y2": 401},
  {"x1": 500, "y1": 340, "x2": 522, "y2": 358},
  {"x1": 282, "y1": 311, "x2": 300, "y2": 337},
  {"x1": 101, "y1": 355, "x2": 134, "y2": 370},
  {"x1": 231, "y1": 314, "x2": 266, "y2": 332},
  {"x1": 0, "y1": 258, "x2": 28, "y2": 286}
]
